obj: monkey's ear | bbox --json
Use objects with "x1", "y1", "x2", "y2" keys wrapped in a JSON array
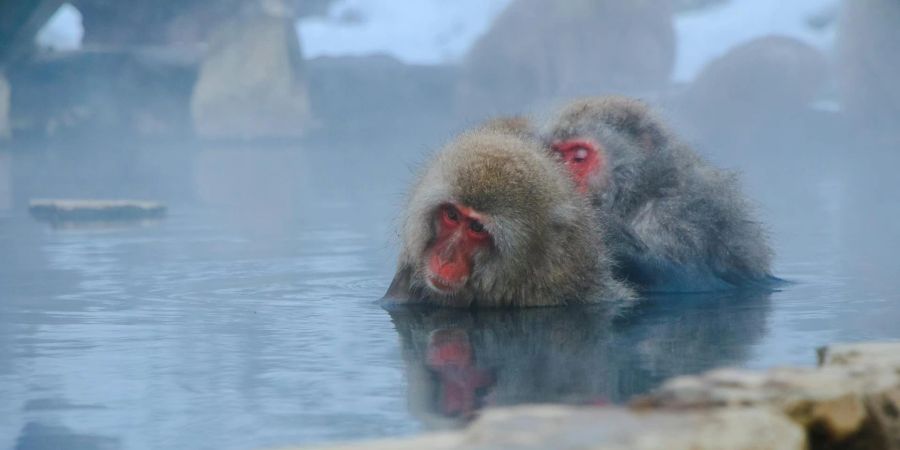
[
  {"x1": 382, "y1": 265, "x2": 413, "y2": 303},
  {"x1": 608, "y1": 102, "x2": 668, "y2": 152}
]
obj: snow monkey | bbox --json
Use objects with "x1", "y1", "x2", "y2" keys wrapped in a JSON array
[
  {"x1": 545, "y1": 96, "x2": 775, "y2": 292},
  {"x1": 385, "y1": 127, "x2": 633, "y2": 307}
]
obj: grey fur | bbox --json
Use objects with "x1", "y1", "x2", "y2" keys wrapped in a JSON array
[
  {"x1": 544, "y1": 96, "x2": 774, "y2": 292},
  {"x1": 386, "y1": 128, "x2": 634, "y2": 308}
]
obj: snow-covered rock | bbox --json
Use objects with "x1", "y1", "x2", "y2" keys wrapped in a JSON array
[{"x1": 298, "y1": 0, "x2": 511, "y2": 65}]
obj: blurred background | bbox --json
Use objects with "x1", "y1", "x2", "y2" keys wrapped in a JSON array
[
  {"x1": 0, "y1": 0, "x2": 897, "y2": 211},
  {"x1": 1, "y1": 1, "x2": 899, "y2": 449}
]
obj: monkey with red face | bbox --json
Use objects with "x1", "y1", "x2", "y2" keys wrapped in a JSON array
[
  {"x1": 545, "y1": 96, "x2": 774, "y2": 292},
  {"x1": 385, "y1": 128, "x2": 633, "y2": 307}
]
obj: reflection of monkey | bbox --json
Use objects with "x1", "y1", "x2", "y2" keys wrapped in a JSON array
[
  {"x1": 423, "y1": 329, "x2": 495, "y2": 421},
  {"x1": 389, "y1": 288, "x2": 772, "y2": 428}
]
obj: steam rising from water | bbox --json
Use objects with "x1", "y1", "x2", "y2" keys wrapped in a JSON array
[{"x1": 2, "y1": 0, "x2": 900, "y2": 448}]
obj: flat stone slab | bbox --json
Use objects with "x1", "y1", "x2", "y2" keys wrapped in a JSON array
[
  {"x1": 29, "y1": 199, "x2": 166, "y2": 223},
  {"x1": 293, "y1": 406, "x2": 804, "y2": 450}
]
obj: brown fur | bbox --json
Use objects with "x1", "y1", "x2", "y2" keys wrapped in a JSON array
[
  {"x1": 545, "y1": 96, "x2": 774, "y2": 292},
  {"x1": 386, "y1": 128, "x2": 633, "y2": 307},
  {"x1": 476, "y1": 116, "x2": 536, "y2": 138}
]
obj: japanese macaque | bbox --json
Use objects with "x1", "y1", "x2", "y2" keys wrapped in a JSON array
[
  {"x1": 545, "y1": 96, "x2": 774, "y2": 292},
  {"x1": 476, "y1": 116, "x2": 535, "y2": 138},
  {"x1": 384, "y1": 128, "x2": 633, "y2": 307}
]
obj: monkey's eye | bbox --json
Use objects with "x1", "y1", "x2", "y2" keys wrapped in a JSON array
[
  {"x1": 441, "y1": 205, "x2": 461, "y2": 225},
  {"x1": 468, "y1": 220, "x2": 486, "y2": 235},
  {"x1": 573, "y1": 147, "x2": 589, "y2": 163}
]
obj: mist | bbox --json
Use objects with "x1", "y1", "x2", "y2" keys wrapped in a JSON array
[{"x1": 1, "y1": 0, "x2": 899, "y2": 448}]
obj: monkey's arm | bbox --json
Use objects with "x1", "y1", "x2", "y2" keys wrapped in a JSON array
[
  {"x1": 605, "y1": 215, "x2": 649, "y2": 256},
  {"x1": 627, "y1": 189, "x2": 773, "y2": 292},
  {"x1": 624, "y1": 196, "x2": 744, "y2": 292}
]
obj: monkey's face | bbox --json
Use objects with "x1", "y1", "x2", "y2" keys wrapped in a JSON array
[
  {"x1": 550, "y1": 138, "x2": 607, "y2": 194},
  {"x1": 423, "y1": 202, "x2": 493, "y2": 295}
]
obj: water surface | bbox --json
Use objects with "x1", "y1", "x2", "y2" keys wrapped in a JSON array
[{"x1": 1, "y1": 137, "x2": 899, "y2": 450}]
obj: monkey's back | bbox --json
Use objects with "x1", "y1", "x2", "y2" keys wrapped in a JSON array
[{"x1": 622, "y1": 144, "x2": 775, "y2": 292}]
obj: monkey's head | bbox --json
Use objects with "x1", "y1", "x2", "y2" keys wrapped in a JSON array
[
  {"x1": 392, "y1": 129, "x2": 606, "y2": 307},
  {"x1": 477, "y1": 116, "x2": 536, "y2": 138},
  {"x1": 545, "y1": 96, "x2": 672, "y2": 206}
]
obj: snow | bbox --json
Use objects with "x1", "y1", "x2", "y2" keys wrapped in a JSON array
[
  {"x1": 297, "y1": 0, "x2": 513, "y2": 64},
  {"x1": 298, "y1": 0, "x2": 838, "y2": 83},
  {"x1": 35, "y1": 3, "x2": 84, "y2": 52},
  {"x1": 674, "y1": 0, "x2": 839, "y2": 81},
  {"x1": 34, "y1": 0, "x2": 839, "y2": 82}
]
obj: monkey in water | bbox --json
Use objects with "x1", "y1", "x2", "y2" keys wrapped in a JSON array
[
  {"x1": 545, "y1": 96, "x2": 774, "y2": 292},
  {"x1": 384, "y1": 128, "x2": 633, "y2": 307}
]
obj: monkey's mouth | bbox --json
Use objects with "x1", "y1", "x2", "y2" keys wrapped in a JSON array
[{"x1": 426, "y1": 274, "x2": 466, "y2": 294}]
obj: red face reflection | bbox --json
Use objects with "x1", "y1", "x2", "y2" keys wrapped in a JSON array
[{"x1": 426, "y1": 329, "x2": 495, "y2": 419}]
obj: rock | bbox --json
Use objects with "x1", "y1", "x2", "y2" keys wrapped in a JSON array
[
  {"x1": 7, "y1": 50, "x2": 196, "y2": 139},
  {"x1": 685, "y1": 36, "x2": 827, "y2": 111},
  {"x1": 190, "y1": 15, "x2": 313, "y2": 139},
  {"x1": 0, "y1": 72, "x2": 9, "y2": 139},
  {"x1": 818, "y1": 342, "x2": 900, "y2": 449},
  {"x1": 288, "y1": 342, "x2": 900, "y2": 450},
  {"x1": 28, "y1": 199, "x2": 166, "y2": 224},
  {"x1": 298, "y1": 433, "x2": 462, "y2": 450},
  {"x1": 867, "y1": 388, "x2": 900, "y2": 450},
  {"x1": 671, "y1": 0, "x2": 728, "y2": 11},
  {"x1": 819, "y1": 341, "x2": 900, "y2": 369},
  {"x1": 671, "y1": 35, "x2": 829, "y2": 149},
  {"x1": 456, "y1": 0, "x2": 675, "y2": 120},
  {"x1": 305, "y1": 55, "x2": 455, "y2": 139},
  {"x1": 300, "y1": 406, "x2": 804, "y2": 450},
  {"x1": 0, "y1": 0, "x2": 65, "y2": 65},
  {"x1": 634, "y1": 341, "x2": 900, "y2": 449},
  {"x1": 837, "y1": 0, "x2": 900, "y2": 131},
  {"x1": 74, "y1": 0, "x2": 206, "y2": 46},
  {"x1": 72, "y1": 0, "x2": 336, "y2": 46}
]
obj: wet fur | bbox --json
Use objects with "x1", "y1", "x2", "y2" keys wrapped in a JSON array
[
  {"x1": 387, "y1": 128, "x2": 633, "y2": 307},
  {"x1": 546, "y1": 96, "x2": 774, "y2": 292}
]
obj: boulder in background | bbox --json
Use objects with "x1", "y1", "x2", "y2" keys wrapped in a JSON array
[
  {"x1": 190, "y1": 15, "x2": 314, "y2": 140},
  {"x1": 457, "y1": 0, "x2": 675, "y2": 121}
]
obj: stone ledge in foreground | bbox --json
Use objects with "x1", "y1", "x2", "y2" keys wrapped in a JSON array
[{"x1": 290, "y1": 341, "x2": 900, "y2": 450}]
